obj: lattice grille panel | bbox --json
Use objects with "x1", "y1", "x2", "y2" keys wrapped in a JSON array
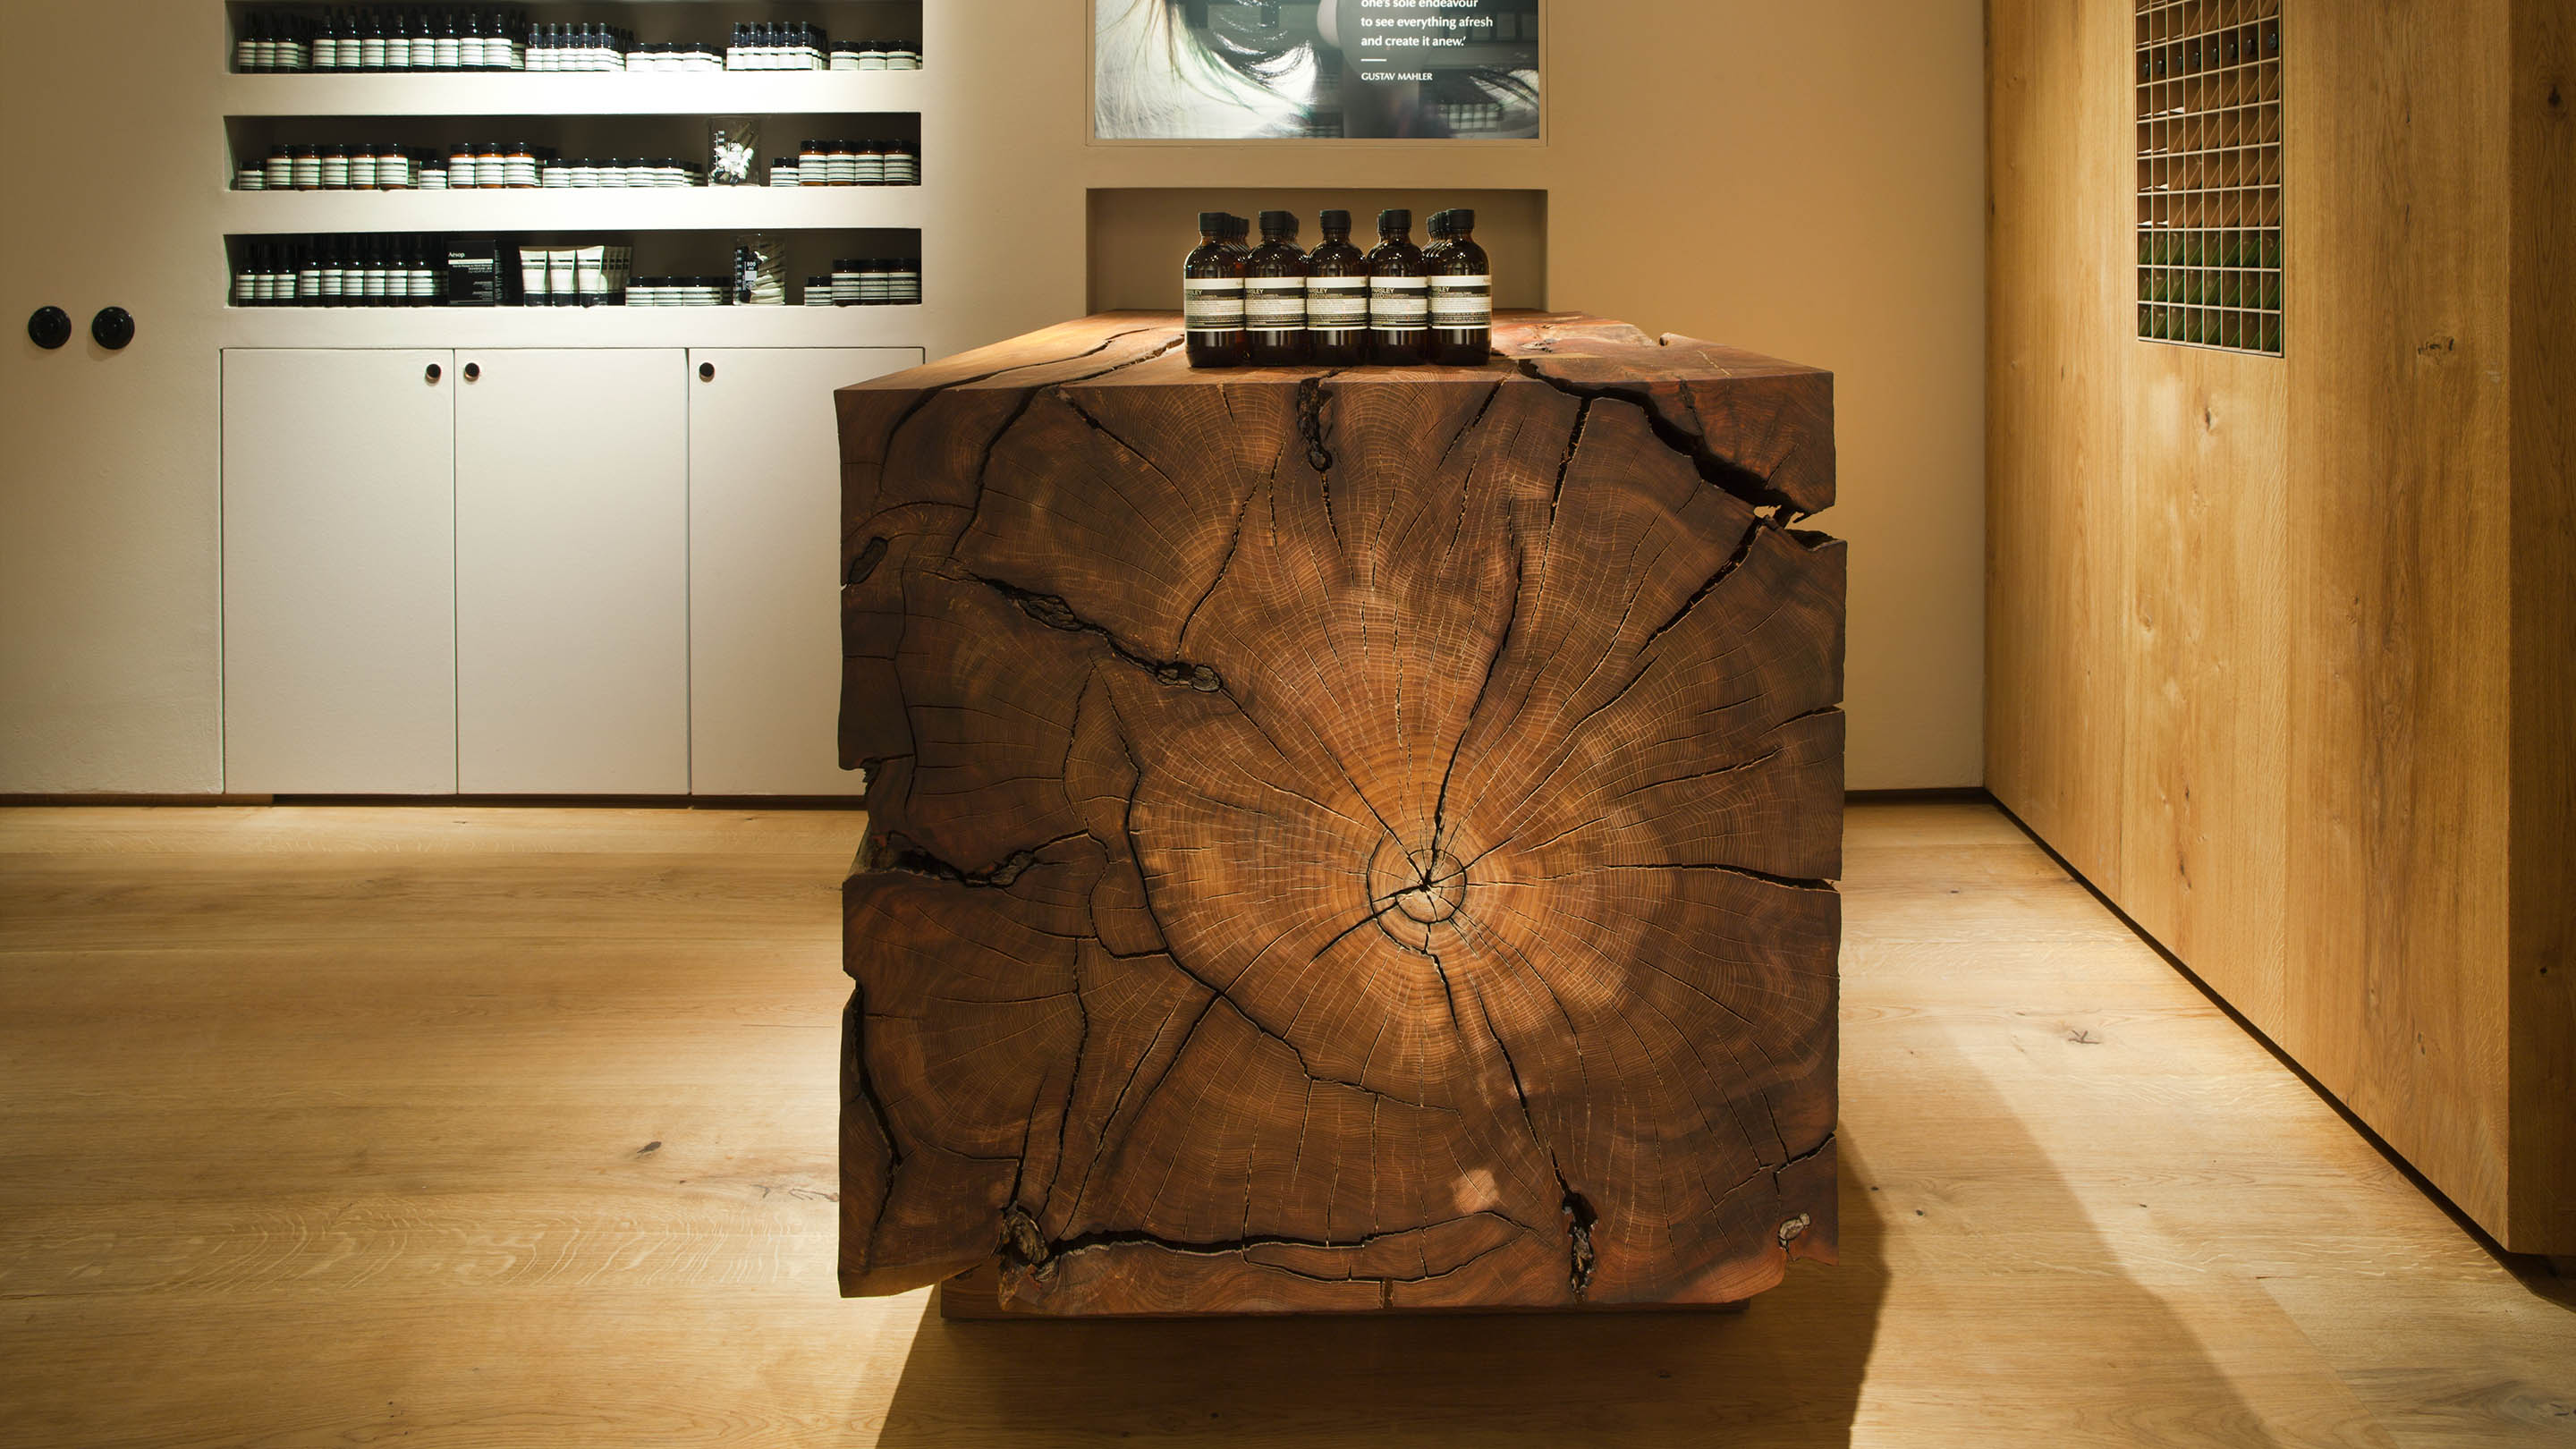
[{"x1": 2136, "y1": 1, "x2": 2283, "y2": 355}]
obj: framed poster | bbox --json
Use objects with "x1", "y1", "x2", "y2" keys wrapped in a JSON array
[{"x1": 1094, "y1": 0, "x2": 1544, "y2": 140}]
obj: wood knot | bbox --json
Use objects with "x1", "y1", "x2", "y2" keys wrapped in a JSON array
[{"x1": 1368, "y1": 841, "x2": 1468, "y2": 933}]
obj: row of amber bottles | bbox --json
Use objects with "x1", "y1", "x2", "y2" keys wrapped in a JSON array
[{"x1": 1184, "y1": 208, "x2": 1492, "y2": 369}]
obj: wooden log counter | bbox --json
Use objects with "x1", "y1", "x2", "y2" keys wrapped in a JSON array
[{"x1": 833, "y1": 312, "x2": 1843, "y2": 1316}]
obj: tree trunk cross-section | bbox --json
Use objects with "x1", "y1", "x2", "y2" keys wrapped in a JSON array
[{"x1": 835, "y1": 311, "x2": 1843, "y2": 1315}]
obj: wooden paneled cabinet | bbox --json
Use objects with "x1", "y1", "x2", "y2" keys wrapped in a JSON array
[
  {"x1": 222, "y1": 344, "x2": 917, "y2": 796},
  {"x1": 1987, "y1": 0, "x2": 2572, "y2": 1254}
]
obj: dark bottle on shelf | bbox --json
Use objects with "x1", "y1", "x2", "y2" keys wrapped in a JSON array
[
  {"x1": 1183, "y1": 210, "x2": 1249, "y2": 369},
  {"x1": 1366, "y1": 208, "x2": 1428, "y2": 367},
  {"x1": 1303, "y1": 209, "x2": 1368, "y2": 367},
  {"x1": 1428, "y1": 208, "x2": 1493, "y2": 366},
  {"x1": 1421, "y1": 209, "x2": 1454, "y2": 267},
  {"x1": 1244, "y1": 210, "x2": 1309, "y2": 367},
  {"x1": 318, "y1": 236, "x2": 347, "y2": 307}
]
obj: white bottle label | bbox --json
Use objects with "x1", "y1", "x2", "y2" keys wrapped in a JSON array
[
  {"x1": 1430, "y1": 275, "x2": 1494, "y2": 328},
  {"x1": 1370, "y1": 275, "x2": 1428, "y2": 327},
  {"x1": 1245, "y1": 276, "x2": 1306, "y2": 328},
  {"x1": 1182, "y1": 278, "x2": 1245, "y2": 331},
  {"x1": 1307, "y1": 277, "x2": 1368, "y2": 331}
]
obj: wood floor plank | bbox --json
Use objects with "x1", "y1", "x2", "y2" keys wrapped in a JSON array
[{"x1": 0, "y1": 801, "x2": 2563, "y2": 1448}]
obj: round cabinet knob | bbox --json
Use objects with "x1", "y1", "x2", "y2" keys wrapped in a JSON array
[
  {"x1": 462, "y1": 361, "x2": 481, "y2": 382},
  {"x1": 89, "y1": 307, "x2": 135, "y2": 351},
  {"x1": 26, "y1": 306, "x2": 72, "y2": 351},
  {"x1": 425, "y1": 362, "x2": 444, "y2": 384},
  {"x1": 699, "y1": 361, "x2": 716, "y2": 381}
]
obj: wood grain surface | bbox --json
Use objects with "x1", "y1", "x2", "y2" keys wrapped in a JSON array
[
  {"x1": 2504, "y1": 0, "x2": 2575, "y2": 1263},
  {"x1": 2, "y1": 801, "x2": 2569, "y2": 1447},
  {"x1": 833, "y1": 313, "x2": 1843, "y2": 1314},
  {"x1": 1987, "y1": 0, "x2": 2576, "y2": 1254},
  {"x1": 1984, "y1": 0, "x2": 2132, "y2": 891}
]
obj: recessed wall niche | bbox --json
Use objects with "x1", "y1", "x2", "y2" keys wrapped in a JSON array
[
  {"x1": 2134, "y1": 0, "x2": 2282, "y2": 356},
  {"x1": 1087, "y1": 188, "x2": 1546, "y2": 313}
]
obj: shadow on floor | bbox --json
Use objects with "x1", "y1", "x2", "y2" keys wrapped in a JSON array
[{"x1": 862, "y1": 1088, "x2": 2285, "y2": 1445}]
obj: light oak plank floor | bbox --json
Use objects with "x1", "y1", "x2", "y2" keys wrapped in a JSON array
[{"x1": 0, "y1": 801, "x2": 2566, "y2": 1447}]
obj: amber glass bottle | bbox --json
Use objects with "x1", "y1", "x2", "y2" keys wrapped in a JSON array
[
  {"x1": 1428, "y1": 208, "x2": 1493, "y2": 366},
  {"x1": 1183, "y1": 211, "x2": 1248, "y2": 369},
  {"x1": 1304, "y1": 210, "x2": 1368, "y2": 367},
  {"x1": 1245, "y1": 210, "x2": 1309, "y2": 367},
  {"x1": 1421, "y1": 209, "x2": 1454, "y2": 266},
  {"x1": 1366, "y1": 208, "x2": 1427, "y2": 366}
]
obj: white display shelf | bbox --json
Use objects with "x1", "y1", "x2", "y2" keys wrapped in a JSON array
[
  {"x1": 216, "y1": 305, "x2": 928, "y2": 350},
  {"x1": 220, "y1": 186, "x2": 927, "y2": 233},
  {"x1": 221, "y1": 70, "x2": 929, "y2": 117}
]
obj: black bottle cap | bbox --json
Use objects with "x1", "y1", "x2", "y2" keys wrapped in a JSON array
[
  {"x1": 1448, "y1": 208, "x2": 1475, "y2": 232},
  {"x1": 1378, "y1": 208, "x2": 1411, "y2": 232},
  {"x1": 1318, "y1": 208, "x2": 1351, "y2": 231},
  {"x1": 1258, "y1": 209, "x2": 1297, "y2": 234},
  {"x1": 1199, "y1": 211, "x2": 1229, "y2": 233}
]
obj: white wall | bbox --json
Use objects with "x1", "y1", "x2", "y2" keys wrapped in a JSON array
[{"x1": 0, "y1": 0, "x2": 1986, "y2": 792}]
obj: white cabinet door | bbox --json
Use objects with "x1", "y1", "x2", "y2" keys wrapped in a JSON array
[
  {"x1": 455, "y1": 350, "x2": 688, "y2": 794},
  {"x1": 687, "y1": 347, "x2": 921, "y2": 795},
  {"x1": 222, "y1": 350, "x2": 457, "y2": 794}
]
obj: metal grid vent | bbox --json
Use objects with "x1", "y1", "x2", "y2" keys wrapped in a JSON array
[{"x1": 2135, "y1": 1, "x2": 2283, "y2": 355}]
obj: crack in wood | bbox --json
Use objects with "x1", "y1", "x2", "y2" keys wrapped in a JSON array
[
  {"x1": 1513, "y1": 359, "x2": 1801, "y2": 520},
  {"x1": 959, "y1": 570, "x2": 1227, "y2": 695}
]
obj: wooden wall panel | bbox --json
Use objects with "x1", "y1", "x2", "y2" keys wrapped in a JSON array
[
  {"x1": 1986, "y1": 0, "x2": 2131, "y2": 888},
  {"x1": 1989, "y1": 0, "x2": 2572, "y2": 1253},
  {"x1": 2119, "y1": 349, "x2": 2287, "y2": 1030},
  {"x1": 2282, "y1": 0, "x2": 2518, "y2": 1239},
  {"x1": 2507, "y1": 0, "x2": 2574, "y2": 1253}
]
